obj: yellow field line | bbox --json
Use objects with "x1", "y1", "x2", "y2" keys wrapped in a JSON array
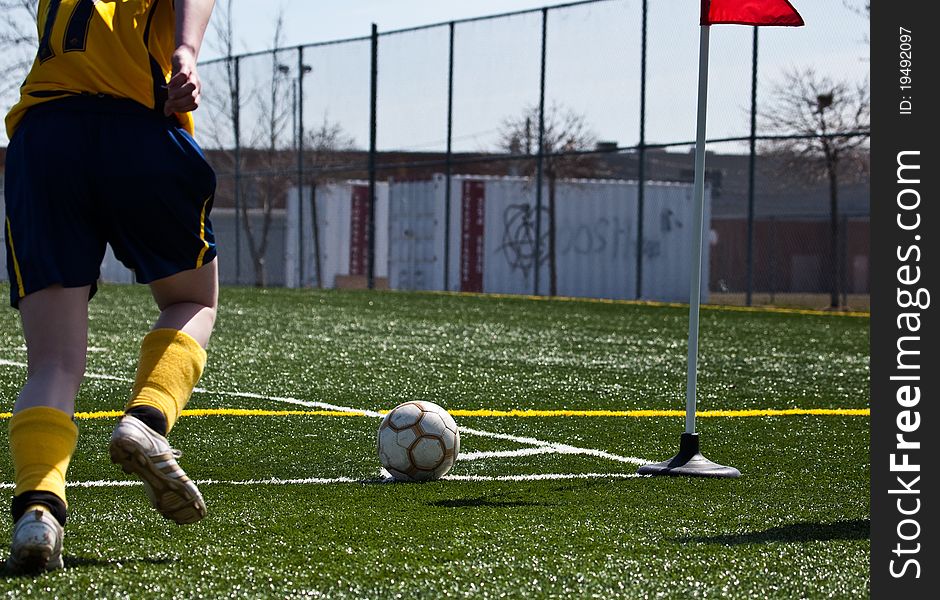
[
  {"x1": 0, "y1": 408, "x2": 869, "y2": 420},
  {"x1": 448, "y1": 408, "x2": 870, "y2": 418},
  {"x1": 64, "y1": 409, "x2": 366, "y2": 420},
  {"x1": 425, "y1": 290, "x2": 870, "y2": 318}
]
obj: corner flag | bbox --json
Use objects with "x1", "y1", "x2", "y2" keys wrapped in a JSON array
[
  {"x1": 702, "y1": 0, "x2": 804, "y2": 26},
  {"x1": 638, "y1": 1, "x2": 803, "y2": 478}
]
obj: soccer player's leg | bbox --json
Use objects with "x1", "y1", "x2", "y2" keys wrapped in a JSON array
[
  {"x1": 4, "y1": 105, "x2": 103, "y2": 574},
  {"x1": 6, "y1": 286, "x2": 89, "y2": 574},
  {"x1": 108, "y1": 261, "x2": 217, "y2": 525},
  {"x1": 101, "y1": 114, "x2": 218, "y2": 525}
]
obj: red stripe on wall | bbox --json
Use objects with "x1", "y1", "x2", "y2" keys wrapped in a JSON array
[
  {"x1": 349, "y1": 186, "x2": 370, "y2": 276},
  {"x1": 460, "y1": 180, "x2": 485, "y2": 292}
]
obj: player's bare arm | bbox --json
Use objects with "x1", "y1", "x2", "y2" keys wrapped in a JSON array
[{"x1": 165, "y1": 0, "x2": 217, "y2": 117}]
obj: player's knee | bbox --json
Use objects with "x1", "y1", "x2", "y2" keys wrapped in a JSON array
[{"x1": 201, "y1": 302, "x2": 218, "y2": 330}]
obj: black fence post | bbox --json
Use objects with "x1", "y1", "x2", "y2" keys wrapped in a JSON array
[
  {"x1": 444, "y1": 21, "x2": 455, "y2": 292},
  {"x1": 829, "y1": 175, "x2": 840, "y2": 308},
  {"x1": 636, "y1": 0, "x2": 647, "y2": 299},
  {"x1": 769, "y1": 216, "x2": 777, "y2": 304},
  {"x1": 368, "y1": 23, "x2": 379, "y2": 290},
  {"x1": 745, "y1": 26, "x2": 759, "y2": 306},
  {"x1": 534, "y1": 7, "x2": 548, "y2": 296},
  {"x1": 311, "y1": 180, "x2": 322, "y2": 289},
  {"x1": 233, "y1": 55, "x2": 242, "y2": 285},
  {"x1": 841, "y1": 213, "x2": 849, "y2": 308},
  {"x1": 296, "y1": 46, "x2": 307, "y2": 287}
]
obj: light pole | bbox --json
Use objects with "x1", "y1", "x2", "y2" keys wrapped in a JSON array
[
  {"x1": 276, "y1": 64, "x2": 292, "y2": 149},
  {"x1": 291, "y1": 79, "x2": 297, "y2": 150},
  {"x1": 280, "y1": 62, "x2": 313, "y2": 286}
]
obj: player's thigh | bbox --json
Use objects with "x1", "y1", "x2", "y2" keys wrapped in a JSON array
[{"x1": 99, "y1": 116, "x2": 218, "y2": 286}]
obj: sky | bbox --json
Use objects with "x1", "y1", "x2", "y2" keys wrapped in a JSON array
[
  {"x1": 200, "y1": 0, "x2": 557, "y2": 61},
  {"x1": 0, "y1": 1, "x2": 870, "y2": 149},
  {"x1": 195, "y1": 0, "x2": 869, "y2": 153}
]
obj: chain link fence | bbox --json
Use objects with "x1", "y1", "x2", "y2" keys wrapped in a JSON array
[{"x1": 2, "y1": 0, "x2": 870, "y2": 308}]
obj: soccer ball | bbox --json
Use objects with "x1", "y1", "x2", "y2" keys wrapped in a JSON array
[{"x1": 377, "y1": 401, "x2": 460, "y2": 481}]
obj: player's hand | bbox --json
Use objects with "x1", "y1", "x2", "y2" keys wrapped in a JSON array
[{"x1": 164, "y1": 46, "x2": 201, "y2": 116}]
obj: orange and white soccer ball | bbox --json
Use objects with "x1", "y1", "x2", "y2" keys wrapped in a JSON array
[{"x1": 377, "y1": 401, "x2": 460, "y2": 481}]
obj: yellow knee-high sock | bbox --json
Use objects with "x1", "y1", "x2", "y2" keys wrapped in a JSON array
[
  {"x1": 126, "y1": 328, "x2": 207, "y2": 434},
  {"x1": 9, "y1": 407, "x2": 78, "y2": 504}
]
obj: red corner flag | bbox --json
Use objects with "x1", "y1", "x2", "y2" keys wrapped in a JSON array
[{"x1": 702, "y1": 0, "x2": 804, "y2": 26}]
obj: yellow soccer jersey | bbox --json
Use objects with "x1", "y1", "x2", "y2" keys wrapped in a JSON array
[{"x1": 5, "y1": 0, "x2": 194, "y2": 138}]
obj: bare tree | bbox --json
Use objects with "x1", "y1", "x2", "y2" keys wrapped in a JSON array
[
  {"x1": 0, "y1": 0, "x2": 38, "y2": 103},
  {"x1": 761, "y1": 69, "x2": 870, "y2": 308},
  {"x1": 498, "y1": 102, "x2": 599, "y2": 296},
  {"x1": 304, "y1": 113, "x2": 358, "y2": 177},
  {"x1": 201, "y1": 2, "x2": 290, "y2": 287},
  {"x1": 201, "y1": 0, "x2": 242, "y2": 151},
  {"x1": 843, "y1": 0, "x2": 870, "y2": 18},
  {"x1": 843, "y1": 0, "x2": 870, "y2": 49},
  {"x1": 202, "y1": 1, "x2": 358, "y2": 287},
  {"x1": 233, "y1": 12, "x2": 295, "y2": 287}
]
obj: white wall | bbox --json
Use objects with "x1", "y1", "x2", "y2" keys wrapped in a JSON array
[
  {"x1": 286, "y1": 181, "x2": 389, "y2": 289},
  {"x1": 388, "y1": 177, "x2": 445, "y2": 291},
  {"x1": 390, "y1": 175, "x2": 709, "y2": 303}
]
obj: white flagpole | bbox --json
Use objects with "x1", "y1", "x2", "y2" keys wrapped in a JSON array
[
  {"x1": 638, "y1": 20, "x2": 737, "y2": 478},
  {"x1": 685, "y1": 24, "x2": 711, "y2": 435}
]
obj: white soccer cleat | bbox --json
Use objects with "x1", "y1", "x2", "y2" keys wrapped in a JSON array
[
  {"x1": 108, "y1": 415, "x2": 206, "y2": 525},
  {"x1": 6, "y1": 506, "x2": 64, "y2": 574}
]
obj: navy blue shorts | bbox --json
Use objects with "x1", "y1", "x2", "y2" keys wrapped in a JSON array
[{"x1": 4, "y1": 95, "x2": 217, "y2": 308}]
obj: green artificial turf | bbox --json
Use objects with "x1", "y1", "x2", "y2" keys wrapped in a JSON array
[{"x1": 0, "y1": 282, "x2": 870, "y2": 598}]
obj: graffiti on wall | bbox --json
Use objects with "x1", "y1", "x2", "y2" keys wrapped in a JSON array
[{"x1": 497, "y1": 204, "x2": 549, "y2": 279}]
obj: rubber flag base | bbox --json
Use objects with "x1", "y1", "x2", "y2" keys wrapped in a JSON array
[{"x1": 638, "y1": 433, "x2": 741, "y2": 478}]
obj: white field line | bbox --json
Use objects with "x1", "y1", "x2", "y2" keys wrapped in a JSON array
[
  {"x1": 1, "y1": 358, "x2": 129, "y2": 383},
  {"x1": 444, "y1": 473, "x2": 642, "y2": 482},
  {"x1": 1, "y1": 359, "x2": 381, "y2": 415},
  {"x1": 0, "y1": 472, "x2": 642, "y2": 490},
  {"x1": 458, "y1": 447, "x2": 559, "y2": 461},
  {"x1": 460, "y1": 426, "x2": 648, "y2": 466},
  {"x1": 0, "y1": 358, "x2": 647, "y2": 465},
  {"x1": 196, "y1": 389, "x2": 384, "y2": 417}
]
